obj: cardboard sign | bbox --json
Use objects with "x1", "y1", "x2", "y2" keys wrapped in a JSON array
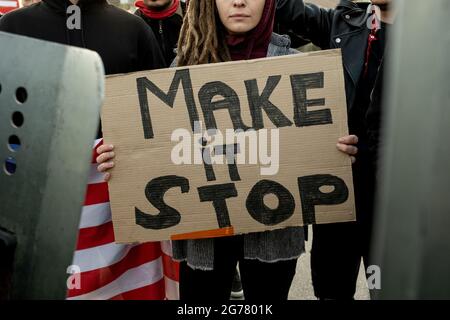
[{"x1": 102, "y1": 49, "x2": 355, "y2": 243}]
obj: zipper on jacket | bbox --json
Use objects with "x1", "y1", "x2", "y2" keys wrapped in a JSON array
[{"x1": 159, "y1": 20, "x2": 167, "y2": 59}]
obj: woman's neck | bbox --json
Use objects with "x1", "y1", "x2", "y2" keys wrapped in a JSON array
[{"x1": 380, "y1": 7, "x2": 396, "y2": 24}]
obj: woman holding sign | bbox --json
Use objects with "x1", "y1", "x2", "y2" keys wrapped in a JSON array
[{"x1": 97, "y1": 0, "x2": 358, "y2": 301}]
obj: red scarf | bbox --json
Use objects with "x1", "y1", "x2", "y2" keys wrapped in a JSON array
[
  {"x1": 225, "y1": 0, "x2": 276, "y2": 61},
  {"x1": 135, "y1": 0, "x2": 180, "y2": 20}
]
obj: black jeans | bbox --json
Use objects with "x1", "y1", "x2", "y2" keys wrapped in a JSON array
[
  {"x1": 179, "y1": 235, "x2": 298, "y2": 301},
  {"x1": 311, "y1": 160, "x2": 376, "y2": 300}
]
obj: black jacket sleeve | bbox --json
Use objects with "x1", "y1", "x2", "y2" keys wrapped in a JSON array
[
  {"x1": 276, "y1": 0, "x2": 335, "y2": 49},
  {"x1": 0, "y1": 11, "x2": 15, "y2": 32},
  {"x1": 136, "y1": 19, "x2": 165, "y2": 71}
]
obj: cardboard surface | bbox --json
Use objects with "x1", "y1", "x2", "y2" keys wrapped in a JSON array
[{"x1": 101, "y1": 49, "x2": 355, "y2": 243}]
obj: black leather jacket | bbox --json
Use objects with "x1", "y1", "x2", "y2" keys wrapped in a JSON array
[
  {"x1": 276, "y1": 0, "x2": 373, "y2": 113},
  {"x1": 277, "y1": 0, "x2": 384, "y2": 217}
]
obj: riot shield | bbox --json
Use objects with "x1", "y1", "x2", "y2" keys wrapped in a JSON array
[
  {"x1": 372, "y1": 0, "x2": 450, "y2": 299},
  {"x1": 0, "y1": 32, "x2": 104, "y2": 299}
]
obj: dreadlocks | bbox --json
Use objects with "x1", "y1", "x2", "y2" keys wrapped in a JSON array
[{"x1": 176, "y1": 0, "x2": 231, "y2": 66}]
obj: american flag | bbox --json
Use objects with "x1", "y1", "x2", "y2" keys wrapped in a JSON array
[
  {"x1": 0, "y1": 0, "x2": 19, "y2": 15},
  {"x1": 67, "y1": 139, "x2": 179, "y2": 300}
]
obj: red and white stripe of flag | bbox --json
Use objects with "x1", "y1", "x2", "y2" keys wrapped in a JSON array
[
  {"x1": 67, "y1": 139, "x2": 179, "y2": 300},
  {"x1": 0, "y1": 0, "x2": 19, "y2": 14}
]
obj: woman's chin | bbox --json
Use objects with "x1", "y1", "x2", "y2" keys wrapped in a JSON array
[{"x1": 225, "y1": 22, "x2": 259, "y2": 35}]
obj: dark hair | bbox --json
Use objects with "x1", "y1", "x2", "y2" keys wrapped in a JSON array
[{"x1": 176, "y1": 0, "x2": 231, "y2": 66}]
